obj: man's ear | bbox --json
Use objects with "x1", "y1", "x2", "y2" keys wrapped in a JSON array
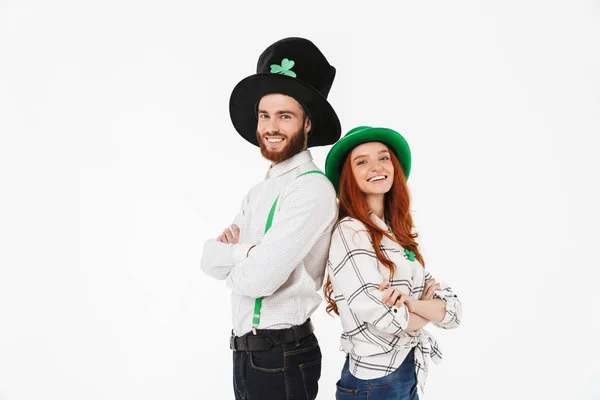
[{"x1": 304, "y1": 117, "x2": 312, "y2": 135}]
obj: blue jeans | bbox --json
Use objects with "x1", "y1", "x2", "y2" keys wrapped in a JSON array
[
  {"x1": 335, "y1": 349, "x2": 419, "y2": 400},
  {"x1": 232, "y1": 332, "x2": 322, "y2": 400}
]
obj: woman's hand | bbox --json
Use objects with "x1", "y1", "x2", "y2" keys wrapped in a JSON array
[
  {"x1": 420, "y1": 278, "x2": 440, "y2": 300},
  {"x1": 378, "y1": 280, "x2": 411, "y2": 308}
]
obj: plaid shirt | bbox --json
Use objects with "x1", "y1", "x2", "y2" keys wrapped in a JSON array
[{"x1": 327, "y1": 214, "x2": 462, "y2": 394}]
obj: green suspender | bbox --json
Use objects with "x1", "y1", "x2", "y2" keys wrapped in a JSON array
[{"x1": 251, "y1": 169, "x2": 325, "y2": 334}]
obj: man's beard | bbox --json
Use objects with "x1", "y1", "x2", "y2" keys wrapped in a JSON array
[{"x1": 256, "y1": 129, "x2": 307, "y2": 163}]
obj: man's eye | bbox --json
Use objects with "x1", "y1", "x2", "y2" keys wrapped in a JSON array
[{"x1": 259, "y1": 114, "x2": 269, "y2": 119}]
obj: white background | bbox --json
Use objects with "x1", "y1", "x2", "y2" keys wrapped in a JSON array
[{"x1": 1, "y1": 0, "x2": 599, "y2": 399}]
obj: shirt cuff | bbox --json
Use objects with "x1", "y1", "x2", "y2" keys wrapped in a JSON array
[
  {"x1": 387, "y1": 305, "x2": 409, "y2": 334},
  {"x1": 233, "y1": 243, "x2": 255, "y2": 264},
  {"x1": 433, "y1": 290, "x2": 458, "y2": 326}
]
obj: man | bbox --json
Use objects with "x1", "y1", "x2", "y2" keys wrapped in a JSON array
[{"x1": 201, "y1": 37, "x2": 341, "y2": 400}]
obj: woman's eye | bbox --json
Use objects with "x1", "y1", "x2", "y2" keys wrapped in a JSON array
[
  {"x1": 380, "y1": 156, "x2": 389, "y2": 161},
  {"x1": 356, "y1": 160, "x2": 366, "y2": 166}
]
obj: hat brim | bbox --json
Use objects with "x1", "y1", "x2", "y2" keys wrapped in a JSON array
[
  {"x1": 229, "y1": 73, "x2": 341, "y2": 147},
  {"x1": 325, "y1": 127, "x2": 412, "y2": 192}
]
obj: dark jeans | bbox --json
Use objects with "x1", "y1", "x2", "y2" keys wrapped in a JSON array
[
  {"x1": 232, "y1": 332, "x2": 322, "y2": 400},
  {"x1": 336, "y1": 348, "x2": 419, "y2": 400}
]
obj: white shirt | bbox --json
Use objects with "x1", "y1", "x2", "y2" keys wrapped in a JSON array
[
  {"x1": 327, "y1": 213, "x2": 462, "y2": 394},
  {"x1": 201, "y1": 150, "x2": 338, "y2": 336}
]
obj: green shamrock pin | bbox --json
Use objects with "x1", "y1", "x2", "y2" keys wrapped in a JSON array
[
  {"x1": 404, "y1": 248, "x2": 416, "y2": 262},
  {"x1": 270, "y1": 58, "x2": 297, "y2": 78}
]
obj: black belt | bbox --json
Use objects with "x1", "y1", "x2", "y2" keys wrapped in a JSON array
[{"x1": 230, "y1": 319, "x2": 314, "y2": 352}]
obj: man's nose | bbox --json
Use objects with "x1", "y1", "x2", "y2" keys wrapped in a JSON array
[{"x1": 266, "y1": 119, "x2": 280, "y2": 134}]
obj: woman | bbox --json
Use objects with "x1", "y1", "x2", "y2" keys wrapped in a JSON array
[{"x1": 324, "y1": 126, "x2": 463, "y2": 399}]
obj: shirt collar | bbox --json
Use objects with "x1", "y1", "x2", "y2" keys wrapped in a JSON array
[
  {"x1": 369, "y1": 212, "x2": 391, "y2": 231},
  {"x1": 266, "y1": 150, "x2": 313, "y2": 179}
]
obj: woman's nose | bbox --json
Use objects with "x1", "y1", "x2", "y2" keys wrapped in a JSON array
[{"x1": 372, "y1": 161, "x2": 384, "y2": 172}]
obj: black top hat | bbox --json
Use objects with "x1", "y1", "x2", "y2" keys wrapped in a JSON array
[{"x1": 229, "y1": 37, "x2": 341, "y2": 148}]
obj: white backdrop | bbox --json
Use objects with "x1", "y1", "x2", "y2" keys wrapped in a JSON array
[{"x1": 1, "y1": 1, "x2": 599, "y2": 399}]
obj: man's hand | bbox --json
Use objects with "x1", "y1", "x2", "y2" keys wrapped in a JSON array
[
  {"x1": 420, "y1": 278, "x2": 440, "y2": 300},
  {"x1": 378, "y1": 280, "x2": 410, "y2": 308},
  {"x1": 217, "y1": 224, "x2": 240, "y2": 244}
]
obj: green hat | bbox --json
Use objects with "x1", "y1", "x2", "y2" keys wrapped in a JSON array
[{"x1": 325, "y1": 126, "x2": 412, "y2": 191}]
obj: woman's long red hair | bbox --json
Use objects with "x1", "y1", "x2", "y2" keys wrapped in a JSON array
[{"x1": 324, "y1": 146, "x2": 425, "y2": 316}]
